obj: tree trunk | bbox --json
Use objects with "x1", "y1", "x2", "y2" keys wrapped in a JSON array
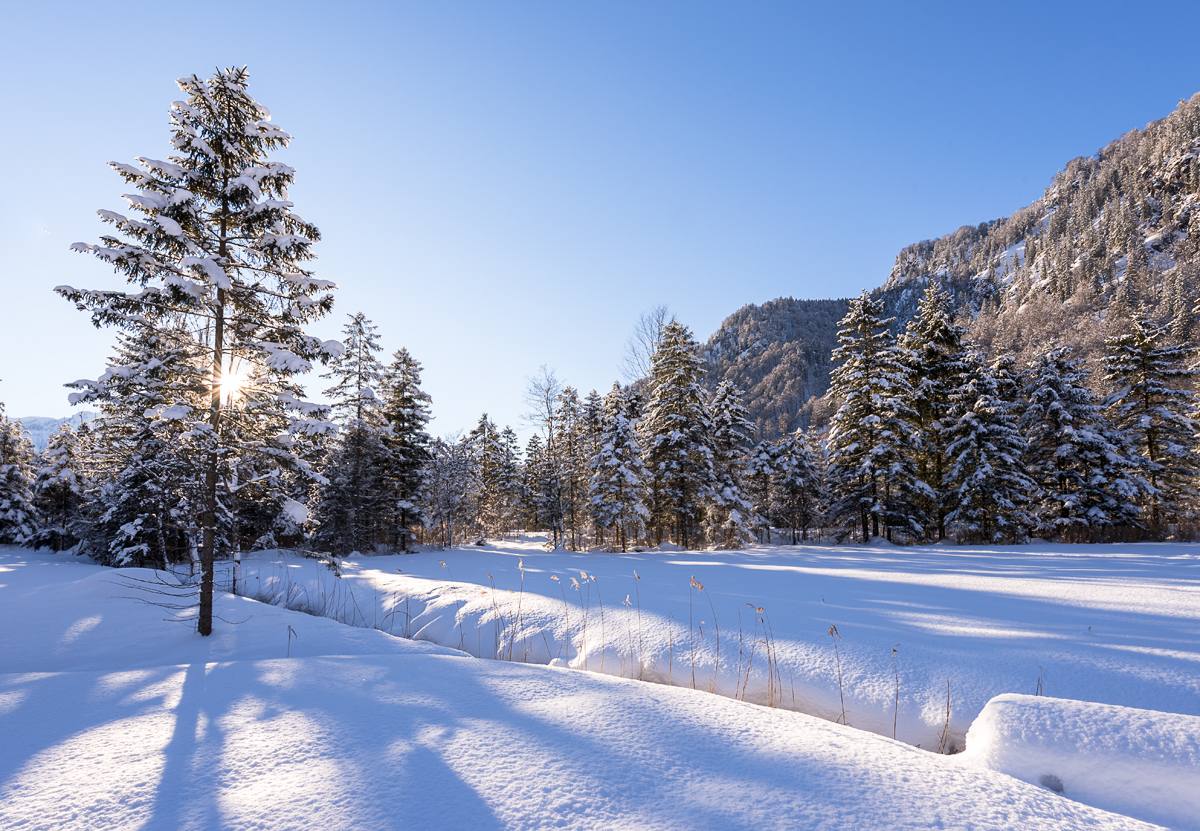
[{"x1": 198, "y1": 286, "x2": 225, "y2": 637}]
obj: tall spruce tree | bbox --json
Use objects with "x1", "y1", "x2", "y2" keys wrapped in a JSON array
[
  {"x1": 30, "y1": 424, "x2": 88, "y2": 552},
  {"x1": 0, "y1": 404, "x2": 38, "y2": 546},
  {"x1": 639, "y1": 320, "x2": 714, "y2": 548},
  {"x1": 589, "y1": 382, "x2": 650, "y2": 552},
  {"x1": 943, "y1": 354, "x2": 1035, "y2": 542},
  {"x1": 826, "y1": 291, "x2": 928, "y2": 542},
  {"x1": 68, "y1": 324, "x2": 205, "y2": 567},
  {"x1": 1020, "y1": 346, "x2": 1142, "y2": 540},
  {"x1": 311, "y1": 313, "x2": 389, "y2": 556},
  {"x1": 773, "y1": 428, "x2": 826, "y2": 543},
  {"x1": 380, "y1": 348, "x2": 433, "y2": 550},
  {"x1": 902, "y1": 282, "x2": 971, "y2": 540},
  {"x1": 744, "y1": 439, "x2": 779, "y2": 543},
  {"x1": 706, "y1": 381, "x2": 755, "y2": 548},
  {"x1": 60, "y1": 68, "x2": 337, "y2": 634},
  {"x1": 1103, "y1": 310, "x2": 1198, "y2": 531}
]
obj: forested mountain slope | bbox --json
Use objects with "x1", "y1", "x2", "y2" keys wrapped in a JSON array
[{"x1": 706, "y1": 92, "x2": 1200, "y2": 439}]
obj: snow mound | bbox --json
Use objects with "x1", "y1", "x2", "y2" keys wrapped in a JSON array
[
  {"x1": 649, "y1": 541, "x2": 683, "y2": 552},
  {"x1": 962, "y1": 693, "x2": 1200, "y2": 830}
]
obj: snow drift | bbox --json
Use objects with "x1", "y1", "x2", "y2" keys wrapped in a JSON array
[{"x1": 963, "y1": 693, "x2": 1200, "y2": 830}]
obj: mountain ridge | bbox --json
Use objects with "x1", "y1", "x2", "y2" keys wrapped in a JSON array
[{"x1": 705, "y1": 91, "x2": 1200, "y2": 439}]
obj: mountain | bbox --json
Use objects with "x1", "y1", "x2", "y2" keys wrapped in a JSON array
[
  {"x1": 15, "y1": 412, "x2": 98, "y2": 452},
  {"x1": 705, "y1": 92, "x2": 1200, "y2": 439}
]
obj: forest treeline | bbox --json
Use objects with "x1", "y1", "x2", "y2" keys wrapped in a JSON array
[{"x1": 4, "y1": 71, "x2": 1200, "y2": 610}]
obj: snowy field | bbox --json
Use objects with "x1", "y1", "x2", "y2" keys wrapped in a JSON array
[{"x1": 2, "y1": 541, "x2": 1198, "y2": 830}]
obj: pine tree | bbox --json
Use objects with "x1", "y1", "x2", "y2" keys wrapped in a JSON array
[
  {"x1": 68, "y1": 325, "x2": 205, "y2": 567},
  {"x1": 521, "y1": 433, "x2": 558, "y2": 537},
  {"x1": 60, "y1": 68, "x2": 337, "y2": 634},
  {"x1": 706, "y1": 381, "x2": 755, "y2": 548},
  {"x1": 380, "y1": 348, "x2": 433, "y2": 550},
  {"x1": 826, "y1": 291, "x2": 928, "y2": 542},
  {"x1": 902, "y1": 282, "x2": 971, "y2": 540},
  {"x1": 424, "y1": 435, "x2": 476, "y2": 548},
  {"x1": 0, "y1": 403, "x2": 38, "y2": 546},
  {"x1": 589, "y1": 383, "x2": 649, "y2": 552},
  {"x1": 943, "y1": 354, "x2": 1035, "y2": 542},
  {"x1": 30, "y1": 424, "x2": 88, "y2": 551},
  {"x1": 1020, "y1": 346, "x2": 1142, "y2": 540},
  {"x1": 744, "y1": 439, "x2": 778, "y2": 543},
  {"x1": 555, "y1": 387, "x2": 590, "y2": 550},
  {"x1": 1103, "y1": 310, "x2": 1198, "y2": 531},
  {"x1": 773, "y1": 428, "x2": 826, "y2": 544},
  {"x1": 639, "y1": 320, "x2": 714, "y2": 548},
  {"x1": 324, "y1": 313, "x2": 385, "y2": 425},
  {"x1": 310, "y1": 313, "x2": 390, "y2": 556},
  {"x1": 468, "y1": 414, "x2": 512, "y2": 539}
]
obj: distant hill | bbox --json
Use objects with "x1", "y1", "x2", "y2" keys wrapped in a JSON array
[
  {"x1": 16, "y1": 412, "x2": 98, "y2": 452},
  {"x1": 703, "y1": 92, "x2": 1200, "y2": 439}
]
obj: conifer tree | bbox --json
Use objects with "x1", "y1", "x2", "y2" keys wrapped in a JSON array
[
  {"x1": 1103, "y1": 310, "x2": 1198, "y2": 531},
  {"x1": 706, "y1": 381, "x2": 755, "y2": 548},
  {"x1": 555, "y1": 387, "x2": 590, "y2": 550},
  {"x1": 425, "y1": 435, "x2": 476, "y2": 548},
  {"x1": 68, "y1": 325, "x2": 205, "y2": 567},
  {"x1": 380, "y1": 348, "x2": 433, "y2": 550},
  {"x1": 521, "y1": 433, "x2": 559, "y2": 536},
  {"x1": 1020, "y1": 346, "x2": 1142, "y2": 540},
  {"x1": 589, "y1": 383, "x2": 649, "y2": 552},
  {"x1": 311, "y1": 313, "x2": 389, "y2": 556},
  {"x1": 468, "y1": 414, "x2": 513, "y2": 539},
  {"x1": 826, "y1": 291, "x2": 928, "y2": 542},
  {"x1": 0, "y1": 403, "x2": 38, "y2": 546},
  {"x1": 31, "y1": 424, "x2": 88, "y2": 552},
  {"x1": 902, "y1": 282, "x2": 971, "y2": 540},
  {"x1": 60, "y1": 68, "x2": 338, "y2": 634},
  {"x1": 943, "y1": 354, "x2": 1035, "y2": 542},
  {"x1": 773, "y1": 428, "x2": 826, "y2": 543},
  {"x1": 744, "y1": 439, "x2": 779, "y2": 543},
  {"x1": 639, "y1": 320, "x2": 714, "y2": 548}
]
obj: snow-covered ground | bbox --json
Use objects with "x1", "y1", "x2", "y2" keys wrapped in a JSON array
[{"x1": 2, "y1": 540, "x2": 1197, "y2": 830}]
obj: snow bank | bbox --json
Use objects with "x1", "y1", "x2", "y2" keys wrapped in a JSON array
[{"x1": 963, "y1": 693, "x2": 1200, "y2": 830}]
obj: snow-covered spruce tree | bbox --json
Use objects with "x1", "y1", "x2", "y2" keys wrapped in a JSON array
[
  {"x1": 379, "y1": 347, "x2": 433, "y2": 550},
  {"x1": 521, "y1": 432, "x2": 563, "y2": 539},
  {"x1": 0, "y1": 403, "x2": 38, "y2": 546},
  {"x1": 826, "y1": 291, "x2": 928, "y2": 542},
  {"x1": 468, "y1": 414, "x2": 514, "y2": 540},
  {"x1": 1020, "y1": 346, "x2": 1143, "y2": 540},
  {"x1": 30, "y1": 424, "x2": 88, "y2": 552},
  {"x1": 66, "y1": 324, "x2": 206, "y2": 567},
  {"x1": 706, "y1": 381, "x2": 755, "y2": 548},
  {"x1": 424, "y1": 434, "x2": 477, "y2": 547},
  {"x1": 744, "y1": 439, "x2": 779, "y2": 543},
  {"x1": 901, "y1": 282, "x2": 971, "y2": 540},
  {"x1": 943, "y1": 354, "x2": 1035, "y2": 543},
  {"x1": 556, "y1": 387, "x2": 597, "y2": 550},
  {"x1": 1102, "y1": 310, "x2": 1198, "y2": 532},
  {"x1": 310, "y1": 313, "x2": 389, "y2": 556},
  {"x1": 773, "y1": 427, "x2": 826, "y2": 544},
  {"x1": 638, "y1": 320, "x2": 714, "y2": 548},
  {"x1": 589, "y1": 382, "x2": 650, "y2": 552},
  {"x1": 60, "y1": 68, "x2": 338, "y2": 635}
]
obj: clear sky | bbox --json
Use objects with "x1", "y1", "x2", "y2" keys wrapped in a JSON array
[{"x1": 3, "y1": 1, "x2": 1200, "y2": 439}]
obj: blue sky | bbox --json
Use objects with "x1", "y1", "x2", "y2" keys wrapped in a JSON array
[{"x1": 4, "y1": 1, "x2": 1200, "y2": 437}]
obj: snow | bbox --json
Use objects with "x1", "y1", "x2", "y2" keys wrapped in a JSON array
[
  {"x1": 1, "y1": 541, "x2": 1195, "y2": 829},
  {"x1": 179, "y1": 255, "x2": 231, "y2": 289},
  {"x1": 963, "y1": 694, "x2": 1200, "y2": 831}
]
